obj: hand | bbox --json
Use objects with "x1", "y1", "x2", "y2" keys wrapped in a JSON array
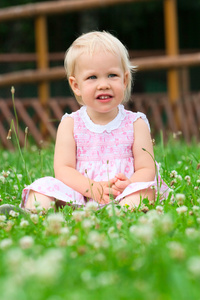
[
  {"x1": 91, "y1": 179, "x2": 120, "y2": 204},
  {"x1": 112, "y1": 173, "x2": 131, "y2": 194}
]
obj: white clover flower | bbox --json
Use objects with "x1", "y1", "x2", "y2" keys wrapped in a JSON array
[
  {"x1": 177, "y1": 175, "x2": 182, "y2": 180},
  {"x1": 13, "y1": 185, "x2": 19, "y2": 191},
  {"x1": 30, "y1": 214, "x2": 39, "y2": 224},
  {"x1": 81, "y1": 270, "x2": 92, "y2": 282},
  {"x1": 175, "y1": 193, "x2": 186, "y2": 205},
  {"x1": 45, "y1": 213, "x2": 65, "y2": 235},
  {"x1": 185, "y1": 228, "x2": 198, "y2": 239},
  {"x1": 197, "y1": 179, "x2": 200, "y2": 184},
  {"x1": 184, "y1": 175, "x2": 191, "y2": 183},
  {"x1": 130, "y1": 224, "x2": 154, "y2": 244},
  {"x1": 156, "y1": 205, "x2": 164, "y2": 214},
  {"x1": 107, "y1": 226, "x2": 119, "y2": 239},
  {"x1": 106, "y1": 204, "x2": 121, "y2": 217},
  {"x1": 9, "y1": 210, "x2": 19, "y2": 217},
  {"x1": 87, "y1": 231, "x2": 109, "y2": 249},
  {"x1": 187, "y1": 256, "x2": 200, "y2": 276},
  {"x1": 94, "y1": 253, "x2": 106, "y2": 262},
  {"x1": 192, "y1": 205, "x2": 200, "y2": 212},
  {"x1": 20, "y1": 219, "x2": 29, "y2": 228},
  {"x1": 116, "y1": 219, "x2": 123, "y2": 230},
  {"x1": 60, "y1": 226, "x2": 70, "y2": 236},
  {"x1": 19, "y1": 236, "x2": 34, "y2": 249},
  {"x1": 2, "y1": 170, "x2": 10, "y2": 177},
  {"x1": 176, "y1": 205, "x2": 188, "y2": 214},
  {"x1": 146, "y1": 209, "x2": 160, "y2": 224},
  {"x1": 84, "y1": 201, "x2": 99, "y2": 211},
  {"x1": 170, "y1": 170, "x2": 178, "y2": 178},
  {"x1": 17, "y1": 174, "x2": 23, "y2": 180},
  {"x1": 0, "y1": 238, "x2": 13, "y2": 250},
  {"x1": 96, "y1": 271, "x2": 115, "y2": 287},
  {"x1": 6, "y1": 248, "x2": 24, "y2": 270},
  {"x1": 72, "y1": 210, "x2": 86, "y2": 222},
  {"x1": 67, "y1": 235, "x2": 78, "y2": 246},
  {"x1": 160, "y1": 214, "x2": 173, "y2": 233},
  {"x1": 0, "y1": 215, "x2": 6, "y2": 222},
  {"x1": 32, "y1": 249, "x2": 63, "y2": 281},
  {"x1": 0, "y1": 176, "x2": 6, "y2": 183},
  {"x1": 167, "y1": 241, "x2": 185, "y2": 260},
  {"x1": 2, "y1": 152, "x2": 9, "y2": 159},
  {"x1": 82, "y1": 218, "x2": 94, "y2": 230},
  {"x1": 138, "y1": 216, "x2": 148, "y2": 225}
]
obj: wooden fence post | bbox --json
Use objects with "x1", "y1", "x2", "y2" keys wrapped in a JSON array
[
  {"x1": 35, "y1": 15, "x2": 50, "y2": 135},
  {"x1": 163, "y1": 0, "x2": 181, "y2": 129}
]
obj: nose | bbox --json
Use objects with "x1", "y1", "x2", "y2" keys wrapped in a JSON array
[{"x1": 97, "y1": 78, "x2": 110, "y2": 90}]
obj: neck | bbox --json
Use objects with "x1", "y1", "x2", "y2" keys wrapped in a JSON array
[{"x1": 86, "y1": 106, "x2": 119, "y2": 125}]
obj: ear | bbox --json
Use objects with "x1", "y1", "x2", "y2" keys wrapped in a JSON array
[
  {"x1": 68, "y1": 76, "x2": 81, "y2": 97},
  {"x1": 123, "y1": 71, "x2": 129, "y2": 89}
]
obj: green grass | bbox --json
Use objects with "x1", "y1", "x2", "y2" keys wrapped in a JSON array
[{"x1": 0, "y1": 136, "x2": 200, "y2": 300}]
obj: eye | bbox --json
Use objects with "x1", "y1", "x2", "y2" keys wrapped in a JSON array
[
  {"x1": 108, "y1": 74, "x2": 117, "y2": 78},
  {"x1": 87, "y1": 75, "x2": 97, "y2": 80}
]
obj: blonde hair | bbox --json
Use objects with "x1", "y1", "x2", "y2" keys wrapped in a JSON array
[{"x1": 64, "y1": 31, "x2": 136, "y2": 105}]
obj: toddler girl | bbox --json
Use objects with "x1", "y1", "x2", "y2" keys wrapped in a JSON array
[{"x1": 21, "y1": 31, "x2": 169, "y2": 211}]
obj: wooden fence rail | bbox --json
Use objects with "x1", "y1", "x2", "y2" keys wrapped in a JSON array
[
  {"x1": 1, "y1": 93, "x2": 199, "y2": 149},
  {"x1": 1, "y1": 53, "x2": 200, "y2": 87},
  {"x1": 0, "y1": 0, "x2": 154, "y2": 22}
]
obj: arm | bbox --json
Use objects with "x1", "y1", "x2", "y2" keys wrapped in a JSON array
[
  {"x1": 54, "y1": 117, "x2": 119, "y2": 204},
  {"x1": 112, "y1": 118, "x2": 155, "y2": 193},
  {"x1": 131, "y1": 118, "x2": 155, "y2": 182}
]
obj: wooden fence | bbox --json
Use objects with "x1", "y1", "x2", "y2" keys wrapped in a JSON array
[
  {"x1": 0, "y1": 0, "x2": 200, "y2": 147},
  {"x1": 1, "y1": 93, "x2": 200, "y2": 149}
]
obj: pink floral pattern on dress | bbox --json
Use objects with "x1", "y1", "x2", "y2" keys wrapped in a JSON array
[{"x1": 21, "y1": 105, "x2": 170, "y2": 207}]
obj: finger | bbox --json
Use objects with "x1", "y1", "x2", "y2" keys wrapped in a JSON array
[
  {"x1": 109, "y1": 188, "x2": 121, "y2": 197},
  {"x1": 108, "y1": 178, "x2": 117, "y2": 186},
  {"x1": 99, "y1": 195, "x2": 110, "y2": 204},
  {"x1": 115, "y1": 173, "x2": 126, "y2": 180}
]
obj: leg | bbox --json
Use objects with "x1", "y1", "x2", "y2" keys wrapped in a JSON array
[
  {"x1": 119, "y1": 188, "x2": 155, "y2": 210},
  {"x1": 25, "y1": 190, "x2": 54, "y2": 211}
]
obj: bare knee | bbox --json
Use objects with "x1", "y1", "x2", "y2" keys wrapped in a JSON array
[
  {"x1": 119, "y1": 188, "x2": 155, "y2": 210},
  {"x1": 25, "y1": 190, "x2": 55, "y2": 211}
]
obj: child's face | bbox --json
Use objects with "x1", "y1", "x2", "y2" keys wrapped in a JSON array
[{"x1": 69, "y1": 51, "x2": 128, "y2": 115}]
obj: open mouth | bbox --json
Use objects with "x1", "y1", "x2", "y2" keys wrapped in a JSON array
[{"x1": 97, "y1": 95, "x2": 113, "y2": 102}]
